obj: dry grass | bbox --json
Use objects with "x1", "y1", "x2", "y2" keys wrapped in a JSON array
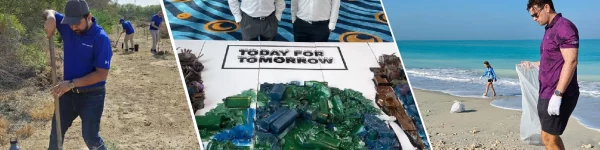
[
  {"x1": 0, "y1": 118, "x2": 7, "y2": 130},
  {"x1": 0, "y1": 118, "x2": 8, "y2": 145},
  {"x1": 16, "y1": 124, "x2": 33, "y2": 139},
  {"x1": 30, "y1": 102, "x2": 54, "y2": 121}
]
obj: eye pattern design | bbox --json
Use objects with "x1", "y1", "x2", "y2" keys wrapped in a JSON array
[
  {"x1": 339, "y1": 32, "x2": 383, "y2": 42},
  {"x1": 375, "y1": 12, "x2": 387, "y2": 24},
  {"x1": 177, "y1": 13, "x2": 192, "y2": 20},
  {"x1": 204, "y1": 20, "x2": 240, "y2": 33}
]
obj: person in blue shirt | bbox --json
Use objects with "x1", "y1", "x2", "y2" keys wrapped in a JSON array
[
  {"x1": 42, "y1": 0, "x2": 112, "y2": 149},
  {"x1": 119, "y1": 18, "x2": 135, "y2": 52},
  {"x1": 480, "y1": 61, "x2": 497, "y2": 97},
  {"x1": 149, "y1": 11, "x2": 163, "y2": 54}
]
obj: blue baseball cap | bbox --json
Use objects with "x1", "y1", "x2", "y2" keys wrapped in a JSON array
[
  {"x1": 61, "y1": 0, "x2": 90, "y2": 25},
  {"x1": 119, "y1": 18, "x2": 124, "y2": 23}
]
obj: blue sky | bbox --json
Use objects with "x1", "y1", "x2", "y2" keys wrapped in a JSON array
[{"x1": 381, "y1": 0, "x2": 600, "y2": 40}]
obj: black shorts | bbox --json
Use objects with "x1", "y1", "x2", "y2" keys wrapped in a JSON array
[
  {"x1": 487, "y1": 79, "x2": 493, "y2": 82},
  {"x1": 537, "y1": 92, "x2": 579, "y2": 135}
]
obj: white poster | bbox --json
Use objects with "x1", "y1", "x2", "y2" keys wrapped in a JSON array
[{"x1": 222, "y1": 45, "x2": 347, "y2": 70}]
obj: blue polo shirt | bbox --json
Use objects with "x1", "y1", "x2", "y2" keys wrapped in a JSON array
[
  {"x1": 149, "y1": 14, "x2": 162, "y2": 30},
  {"x1": 55, "y1": 12, "x2": 113, "y2": 89},
  {"x1": 122, "y1": 21, "x2": 135, "y2": 34}
]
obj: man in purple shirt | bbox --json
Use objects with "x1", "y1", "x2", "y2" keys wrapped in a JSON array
[{"x1": 522, "y1": 0, "x2": 580, "y2": 149}]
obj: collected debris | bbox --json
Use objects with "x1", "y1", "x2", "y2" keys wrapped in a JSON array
[
  {"x1": 450, "y1": 101, "x2": 466, "y2": 113},
  {"x1": 582, "y1": 144, "x2": 594, "y2": 149},
  {"x1": 178, "y1": 47, "x2": 205, "y2": 112},
  {"x1": 198, "y1": 90, "x2": 257, "y2": 148},
  {"x1": 371, "y1": 53, "x2": 430, "y2": 149},
  {"x1": 378, "y1": 53, "x2": 407, "y2": 81},
  {"x1": 199, "y1": 82, "x2": 401, "y2": 150}
]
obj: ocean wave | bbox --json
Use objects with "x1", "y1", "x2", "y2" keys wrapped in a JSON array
[
  {"x1": 406, "y1": 68, "x2": 521, "y2": 86},
  {"x1": 579, "y1": 81, "x2": 600, "y2": 97},
  {"x1": 407, "y1": 68, "x2": 600, "y2": 98}
]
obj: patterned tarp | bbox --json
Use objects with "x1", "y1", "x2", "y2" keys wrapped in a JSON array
[{"x1": 164, "y1": 0, "x2": 393, "y2": 42}]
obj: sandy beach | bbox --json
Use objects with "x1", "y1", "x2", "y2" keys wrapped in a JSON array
[{"x1": 415, "y1": 89, "x2": 600, "y2": 150}]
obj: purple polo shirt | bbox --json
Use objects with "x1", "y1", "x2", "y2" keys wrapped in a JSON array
[{"x1": 539, "y1": 13, "x2": 579, "y2": 99}]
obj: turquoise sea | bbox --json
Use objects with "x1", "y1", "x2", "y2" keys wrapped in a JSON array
[{"x1": 397, "y1": 39, "x2": 600, "y2": 131}]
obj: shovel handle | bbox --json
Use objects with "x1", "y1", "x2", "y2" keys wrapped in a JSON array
[
  {"x1": 48, "y1": 35, "x2": 63, "y2": 150},
  {"x1": 113, "y1": 33, "x2": 122, "y2": 48}
]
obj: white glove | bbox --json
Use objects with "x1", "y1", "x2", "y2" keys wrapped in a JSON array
[
  {"x1": 479, "y1": 76, "x2": 482, "y2": 80},
  {"x1": 547, "y1": 95, "x2": 562, "y2": 116}
]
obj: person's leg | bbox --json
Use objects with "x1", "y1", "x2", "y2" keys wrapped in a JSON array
[
  {"x1": 259, "y1": 12, "x2": 278, "y2": 41},
  {"x1": 150, "y1": 30, "x2": 158, "y2": 51},
  {"x1": 490, "y1": 82, "x2": 496, "y2": 96},
  {"x1": 312, "y1": 21, "x2": 331, "y2": 42},
  {"x1": 78, "y1": 89, "x2": 107, "y2": 150},
  {"x1": 124, "y1": 34, "x2": 131, "y2": 50},
  {"x1": 538, "y1": 92, "x2": 578, "y2": 150},
  {"x1": 129, "y1": 33, "x2": 135, "y2": 51},
  {"x1": 541, "y1": 131, "x2": 563, "y2": 150},
  {"x1": 293, "y1": 19, "x2": 310, "y2": 42},
  {"x1": 483, "y1": 82, "x2": 490, "y2": 96},
  {"x1": 48, "y1": 93, "x2": 78, "y2": 150},
  {"x1": 240, "y1": 12, "x2": 259, "y2": 41}
]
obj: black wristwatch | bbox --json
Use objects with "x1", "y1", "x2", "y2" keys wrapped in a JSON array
[
  {"x1": 554, "y1": 90, "x2": 563, "y2": 96},
  {"x1": 68, "y1": 80, "x2": 75, "y2": 89}
]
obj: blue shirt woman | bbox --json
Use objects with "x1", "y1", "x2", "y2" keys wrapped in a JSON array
[
  {"x1": 481, "y1": 61, "x2": 497, "y2": 97},
  {"x1": 481, "y1": 67, "x2": 497, "y2": 82}
]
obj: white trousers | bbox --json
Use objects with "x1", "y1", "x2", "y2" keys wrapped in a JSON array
[{"x1": 150, "y1": 30, "x2": 159, "y2": 50}]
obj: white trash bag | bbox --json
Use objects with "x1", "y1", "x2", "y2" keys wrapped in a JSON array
[
  {"x1": 516, "y1": 64, "x2": 543, "y2": 146},
  {"x1": 450, "y1": 101, "x2": 465, "y2": 113}
]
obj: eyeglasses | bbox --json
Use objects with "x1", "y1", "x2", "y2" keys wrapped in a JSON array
[{"x1": 531, "y1": 7, "x2": 544, "y2": 18}]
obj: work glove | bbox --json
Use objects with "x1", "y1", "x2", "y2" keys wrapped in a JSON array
[{"x1": 547, "y1": 95, "x2": 562, "y2": 116}]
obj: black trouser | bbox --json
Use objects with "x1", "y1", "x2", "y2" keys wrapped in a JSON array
[
  {"x1": 240, "y1": 11, "x2": 278, "y2": 41},
  {"x1": 293, "y1": 18, "x2": 330, "y2": 42}
]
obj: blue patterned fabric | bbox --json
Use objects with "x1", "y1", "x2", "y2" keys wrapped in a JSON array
[{"x1": 164, "y1": 0, "x2": 393, "y2": 42}]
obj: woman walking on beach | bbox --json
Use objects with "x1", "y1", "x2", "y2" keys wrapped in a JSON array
[{"x1": 480, "y1": 61, "x2": 497, "y2": 96}]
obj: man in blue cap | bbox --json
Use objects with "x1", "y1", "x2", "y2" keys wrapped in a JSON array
[
  {"x1": 149, "y1": 11, "x2": 163, "y2": 54},
  {"x1": 119, "y1": 18, "x2": 135, "y2": 52},
  {"x1": 42, "y1": 0, "x2": 112, "y2": 149}
]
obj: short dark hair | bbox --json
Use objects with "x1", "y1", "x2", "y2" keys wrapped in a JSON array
[{"x1": 527, "y1": 0, "x2": 555, "y2": 12}]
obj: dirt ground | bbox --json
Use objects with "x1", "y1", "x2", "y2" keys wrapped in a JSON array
[{"x1": 0, "y1": 28, "x2": 200, "y2": 149}]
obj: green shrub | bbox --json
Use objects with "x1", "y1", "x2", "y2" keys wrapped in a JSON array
[
  {"x1": 0, "y1": 13, "x2": 25, "y2": 36},
  {"x1": 18, "y1": 43, "x2": 47, "y2": 71},
  {"x1": 0, "y1": 14, "x2": 46, "y2": 74},
  {"x1": 91, "y1": 9, "x2": 118, "y2": 34}
]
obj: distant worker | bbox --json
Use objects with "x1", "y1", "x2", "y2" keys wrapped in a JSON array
[
  {"x1": 119, "y1": 18, "x2": 135, "y2": 52},
  {"x1": 480, "y1": 61, "x2": 497, "y2": 97},
  {"x1": 228, "y1": 0, "x2": 285, "y2": 41},
  {"x1": 291, "y1": 0, "x2": 341, "y2": 42},
  {"x1": 42, "y1": 0, "x2": 112, "y2": 149},
  {"x1": 150, "y1": 11, "x2": 163, "y2": 54}
]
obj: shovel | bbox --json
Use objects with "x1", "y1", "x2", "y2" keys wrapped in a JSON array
[
  {"x1": 112, "y1": 32, "x2": 123, "y2": 48},
  {"x1": 48, "y1": 35, "x2": 63, "y2": 150}
]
